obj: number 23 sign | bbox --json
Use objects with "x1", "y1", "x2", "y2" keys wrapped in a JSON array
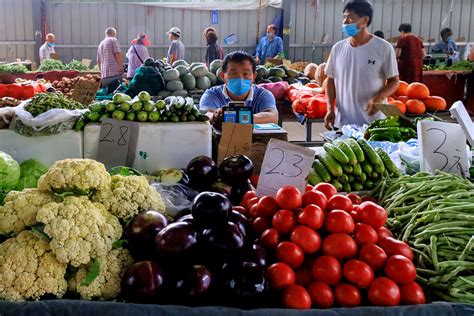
[{"x1": 257, "y1": 139, "x2": 314, "y2": 197}]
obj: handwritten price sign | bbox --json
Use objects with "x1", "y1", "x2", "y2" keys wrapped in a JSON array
[
  {"x1": 418, "y1": 120, "x2": 469, "y2": 177},
  {"x1": 257, "y1": 139, "x2": 315, "y2": 197}
]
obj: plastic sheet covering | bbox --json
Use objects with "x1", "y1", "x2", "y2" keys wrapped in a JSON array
[{"x1": 132, "y1": 0, "x2": 282, "y2": 10}]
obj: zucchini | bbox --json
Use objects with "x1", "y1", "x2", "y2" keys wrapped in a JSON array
[
  {"x1": 351, "y1": 182, "x2": 364, "y2": 191},
  {"x1": 353, "y1": 163, "x2": 363, "y2": 176},
  {"x1": 336, "y1": 140, "x2": 358, "y2": 166},
  {"x1": 312, "y1": 159, "x2": 332, "y2": 182},
  {"x1": 342, "y1": 182, "x2": 351, "y2": 193},
  {"x1": 374, "y1": 159, "x2": 386, "y2": 174},
  {"x1": 342, "y1": 164, "x2": 353, "y2": 174},
  {"x1": 375, "y1": 147, "x2": 403, "y2": 177},
  {"x1": 357, "y1": 139, "x2": 383, "y2": 166},
  {"x1": 307, "y1": 170, "x2": 323, "y2": 186},
  {"x1": 331, "y1": 179, "x2": 343, "y2": 191},
  {"x1": 338, "y1": 174, "x2": 349, "y2": 184},
  {"x1": 361, "y1": 161, "x2": 373, "y2": 174},
  {"x1": 318, "y1": 152, "x2": 343, "y2": 177},
  {"x1": 323, "y1": 143, "x2": 349, "y2": 164},
  {"x1": 357, "y1": 172, "x2": 367, "y2": 183},
  {"x1": 346, "y1": 138, "x2": 365, "y2": 163}
]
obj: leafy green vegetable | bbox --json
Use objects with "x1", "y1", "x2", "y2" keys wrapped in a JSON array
[
  {"x1": 0, "y1": 151, "x2": 20, "y2": 192},
  {"x1": 80, "y1": 259, "x2": 101, "y2": 287},
  {"x1": 112, "y1": 239, "x2": 128, "y2": 249},
  {"x1": 0, "y1": 63, "x2": 28, "y2": 73},
  {"x1": 16, "y1": 159, "x2": 48, "y2": 190},
  {"x1": 108, "y1": 166, "x2": 142, "y2": 177},
  {"x1": 38, "y1": 59, "x2": 65, "y2": 72},
  {"x1": 65, "y1": 59, "x2": 89, "y2": 71},
  {"x1": 31, "y1": 224, "x2": 52, "y2": 242}
]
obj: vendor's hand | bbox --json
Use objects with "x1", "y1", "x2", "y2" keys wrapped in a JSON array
[
  {"x1": 324, "y1": 111, "x2": 336, "y2": 130},
  {"x1": 366, "y1": 96, "x2": 383, "y2": 116}
]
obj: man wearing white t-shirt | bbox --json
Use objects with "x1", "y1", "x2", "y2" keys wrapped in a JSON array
[{"x1": 324, "y1": 1, "x2": 400, "y2": 129}]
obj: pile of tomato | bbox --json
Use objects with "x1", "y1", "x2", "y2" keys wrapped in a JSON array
[{"x1": 238, "y1": 183, "x2": 426, "y2": 309}]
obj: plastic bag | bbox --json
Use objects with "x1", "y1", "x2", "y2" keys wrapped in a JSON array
[
  {"x1": 0, "y1": 107, "x2": 15, "y2": 129},
  {"x1": 151, "y1": 182, "x2": 198, "y2": 218},
  {"x1": 257, "y1": 81, "x2": 289, "y2": 101},
  {"x1": 10, "y1": 100, "x2": 87, "y2": 136}
]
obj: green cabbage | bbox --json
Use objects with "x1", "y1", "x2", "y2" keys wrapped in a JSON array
[
  {"x1": 16, "y1": 159, "x2": 48, "y2": 190},
  {"x1": 0, "y1": 152, "x2": 20, "y2": 192}
]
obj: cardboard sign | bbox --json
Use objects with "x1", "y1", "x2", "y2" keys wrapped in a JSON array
[
  {"x1": 418, "y1": 120, "x2": 469, "y2": 177},
  {"x1": 71, "y1": 78, "x2": 100, "y2": 105},
  {"x1": 375, "y1": 103, "x2": 406, "y2": 118},
  {"x1": 97, "y1": 118, "x2": 140, "y2": 170},
  {"x1": 50, "y1": 53, "x2": 59, "y2": 60},
  {"x1": 449, "y1": 101, "x2": 474, "y2": 146},
  {"x1": 81, "y1": 59, "x2": 92, "y2": 68},
  {"x1": 256, "y1": 139, "x2": 315, "y2": 197},
  {"x1": 217, "y1": 123, "x2": 252, "y2": 164}
]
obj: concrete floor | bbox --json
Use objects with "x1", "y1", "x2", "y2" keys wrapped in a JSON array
[{"x1": 281, "y1": 118, "x2": 327, "y2": 142}]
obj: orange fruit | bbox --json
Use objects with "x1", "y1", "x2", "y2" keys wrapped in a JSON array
[
  {"x1": 406, "y1": 99, "x2": 426, "y2": 114},
  {"x1": 424, "y1": 96, "x2": 447, "y2": 111},
  {"x1": 396, "y1": 81, "x2": 409, "y2": 96},
  {"x1": 407, "y1": 83, "x2": 430, "y2": 100},
  {"x1": 389, "y1": 100, "x2": 407, "y2": 114},
  {"x1": 397, "y1": 96, "x2": 410, "y2": 104}
]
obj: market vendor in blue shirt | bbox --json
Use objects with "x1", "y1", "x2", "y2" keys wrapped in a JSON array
[
  {"x1": 200, "y1": 51, "x2": 278, "y2": 125},
  {"x1": 255, "y1": 24, "x2": 284, "y2": 65},
  {"x1": 432, "y1": 27, "x2": 458, "y2": 56}
]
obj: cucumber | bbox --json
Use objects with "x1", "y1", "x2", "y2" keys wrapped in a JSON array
[
  {"x1": 331, "y1": 179, "x2": 343, "y2": 191},
  {"x1": 351, "y1": 182, "x2": 364, "y2": 191},
  {"x1": 307, "y1": 170, "x2": 323, "y2": 186},
  {"x1": 361, "y1": 161, "x2": 373, "y2": 174},
  {"x1": 370, "y1": 172, "x2": 380, "y2": 179},
  {"x1": 357, "y1": 139, "x2": 383, "y2": 166},
  {"x1": 342, "y1": 182, "x2": 351, "y2": 193},
  {"x1": 342, "y1": 164, "x2": 353, "y2": 174},
  {"x1": 365, "y1": 179, "x2": 374, "y2": 189},
  {"x1": 357, "y1": 172, "x2": 367, "y2": 183},
  {"x1": 336, "y1": 140, "x2": 358, "y2": 166},
  {"x1": 319, "y1": 152, "x2": 343, "y2": 177},
  {"x1": 346, "y1": 138, "x2": 365, "y2": 163},
  {"x1": 375, "y1": 147, "x2": 403, "y2": 177},
  {"x1": 312, "y1": 159, "x2": 332, "y2": 182},
  {"x1": 323, "y1": 143, "x2": 349, "y2": 164},
  {"x1": 353, "y1": 163, "x2": 363, "y2": 176},
  {"x1": 348, "y1": 174, "x2": 355, "y2": 183},
  {"x1": 338, "y1": 174, "x2": 349, "y2": 184},
  {"x1": 374, "y1": 159, "x2": 386, "y2": 174}
]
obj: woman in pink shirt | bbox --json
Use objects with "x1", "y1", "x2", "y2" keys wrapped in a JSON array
[{"x1": 126, "y1": 33, "x2": 151, "y2": 79}]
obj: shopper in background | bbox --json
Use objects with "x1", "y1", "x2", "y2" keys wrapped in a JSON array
[
  {"x1": 324, "y1": 1, "x2": 399, "y2": 129},
  {"x1": 126, "y1": 33, "x2": 151, "y2": 79},
  {"x1": 374, "y1": 30, "x2": 384, "y2": 39},
  {"x1": 205, "y1": 31, "x2": 223, "y2": 66},
  {"x1": 432, "y1": 27, "x2": 458, "y2": 56},
  {"x1": 255, "y1": 24, "x2": 283, "y2": 65},
  {"x1": 39, "y1": 33, "x2": 56, "y2": 63},
  {"x1": 396, "y1": 23, "x2": 425, "y2": 83},
  {"x1": 166, "y1": 27, "x2": 185, "y2": 64},
  {"x1": 97, "y1": 27, "x2": 123, "y2": 89}
]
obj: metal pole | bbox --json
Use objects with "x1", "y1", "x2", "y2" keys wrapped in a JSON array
[
  {"x1": 282, "y1": 0, "x2": 291, "y2": 59},
  {"x1": 256, "y1": 0, "x2": 263, "y2": 44},
  {"x1": 32, "y1": 0, "x2": 44, "y2": 65}
]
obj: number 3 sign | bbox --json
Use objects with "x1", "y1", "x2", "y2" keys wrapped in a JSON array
[{"x1": 256, "y1": 139, "x2": 315, "y2": 197}]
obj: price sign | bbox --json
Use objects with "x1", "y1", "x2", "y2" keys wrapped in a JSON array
[
  {"x1": 418, "y1": 120, "x2": 469, "y2": 177},
  {"x1": 257, "y1": 139, "x2": 315, "y2": 197},
  {"x1": 97, "y1": 118, "x2": 140, "y2": 170},
  {"x1": 217, "y1": 123, "x2": 252, "y2": 164}
]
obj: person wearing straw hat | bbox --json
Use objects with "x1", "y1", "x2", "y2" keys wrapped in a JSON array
[
  {"x1": 126, "y1": 33, "x2": 151, "y2": 79},
  {"x1": 166, "y1": 27, "x2": 185, "y2": 64}
]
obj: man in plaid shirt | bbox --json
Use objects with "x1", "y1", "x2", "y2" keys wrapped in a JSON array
[{"x1": 97, "y1": 27, "x2": 123, "y2": 89}]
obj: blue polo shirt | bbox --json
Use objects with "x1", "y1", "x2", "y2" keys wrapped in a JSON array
[
  {"x1": 256, "y1": 36, "x2": 284, "y2": 64},
  {"x1": 199, "y1": 84, "x2": 276, "y2": 114}
]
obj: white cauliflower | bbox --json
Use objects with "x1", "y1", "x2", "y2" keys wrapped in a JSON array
[
  {"x1": 92, "y1": 175, "x2": 166, "y2": 220},
  {"x1": 68, "y1": 248, "x2": 133, "y2": 300},
  {"x1": 37, "y1": 159, "x2": 111, "y2": 194},
  {"x1": 0, "y1": 189, "x2": 56, "y2": 236},
  {"x1": 36, "y1": 196, "x2": 122, "y2": 267},
  {"x1": 0, "y1": 231, "x2": 67, "y2": 301}
]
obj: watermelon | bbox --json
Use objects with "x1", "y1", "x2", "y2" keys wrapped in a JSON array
[
  {"x1": 206, "y1": 73, "x2": 217, "y2": 86},
  {"x1": 182, "y1": 73, "x2": 197, "y2": 91},
  {"x1": 196, "y1": 76, "x2": 211, "y2": 90},
  {"x1": 209, "y1": 59, "x2": 223, "y2": 75},
  {"x1": 172, "y1": 60, "x2": 188, "y2": 68},
  {"x1": 191, "y1": 65, "x2": 209, "y2": 77},
  {"x1": 166, "y1": 80, "x2": 184, "y2": 91},
  {"x1": 175, "y1": 65, "x2": 188, "y2": 76},
  {"x1": 163, "y1": 69, "x2": 180, "y2": 82}
]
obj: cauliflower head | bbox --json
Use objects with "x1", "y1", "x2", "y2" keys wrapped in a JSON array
[
  {"x1": 36, "y1": 196, "x2": 122, "y2": 267},
  {"x1": 0, "y1": 189, "x2": 56, "y2": 236},
  {"x1": 92, "y1": 175, "x2": 165, "y2": 220},
  {"x1": 37, "y1": 159, "x2": 111, "y2": 193},
  {"x1": 0, "y1": 231, "x2": 67, "y2": 301},
  {"x1": 68, "y1": 248, "x2": 133, "y2": 300}
]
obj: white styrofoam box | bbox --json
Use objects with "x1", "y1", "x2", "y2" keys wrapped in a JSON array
[
  {"x1": 0, "y1": 129, "x2": 83, "y2": 167},
  {"x1": 84, "y1": 122, "x2": 212, "y2": 174}
]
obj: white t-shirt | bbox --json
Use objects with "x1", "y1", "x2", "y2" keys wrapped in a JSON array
[
  {"x1": 325, "y1": 36, "x2": 399, "y2": 127},
  {"x1": 39, "y1": 42, "x2": 55, "y2": 62}
]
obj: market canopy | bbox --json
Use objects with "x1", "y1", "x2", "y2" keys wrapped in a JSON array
[{"x1": 131, "y1": 0, "x2": 282, "y2": 10}]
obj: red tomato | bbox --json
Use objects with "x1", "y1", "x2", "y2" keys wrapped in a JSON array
[
  {"x1": 256, "y1": 196, "x2": 279, "y2": 218},
  {"x1": 295, "y1": 268, "x2": 313, "y2": 286},
  {"x1": 352, "y1": 204, "x2": 360, "y2": 213},
  {"x1": 350, "y1": 210, "x2": 359, "y2": 222},
  {"x1": 290, "y1": 226, "x2": 321, "y2": 254},
  {"x1": 325, "y1": 210, "x2": 355, "y2": 233},
  {"x1": 302, "y1": 190, "x2": 328, "y2": 211},
  {"x1": 378, "y1": 237, "x2": 414, "y2": 261},
  {"x1": 276, "y1": 241, "x2": 304, "y2": 269},
  {"x1": 368, "y1": 277, "x2": 400, "y2": 306},
  {"x1": 232, "y1": 206, "x2": 248, "y2": 217},
  {"x1": 302, "y1": 256, "x2": 316, "y2": 269},
  {"x1": 252, "y1": 217, "x2": 270, "y2": 234},
  {"x1": 283, "y1": 284, "x2": 312, "y2": 309},
  {"x1": 240, "y1": 191, "x2": 257, "y2": 209},
  {"x1": 359, "y1": 244, "x2": 388, "y2": 271},
  {"x1": 259, "y1": 228, "x2": 279, "y2": 248},
  {"x1": 343, "y1": 259, "x2": 375, "y2": 289},
  {"x1": 334, "y1": 283, "x2": 361, "y2": 307},
  {"x1": 272, "y1": 209, "x2": 297, "y2": 234},
  {"x1": 305, "y1": 184, "x2": 314, "y2": 192},
  {"x1": 322, "y1": 233, "x2": 358, "y2": 259},
  {"x1": 249, "y1": 175, "x2": 259, "y2": 187},
  {"x1": 249, "y1": 203, "x2": 260, "y2": 219},
  {"x1": 346, "y1": 193, "x2": 362, "y2": 205},
  {"x1": 297, "y1": 204, "x2": 325, "y2": 230},
  {"x1": 377, "y1": 226, "x2": 394, "y2": 239},
  {"x1": 327, "y1": 195, "x2": 353, "y2": 213},
  {"x1": 314, "y1": 183, "x2": 338, "y2": 199},
  {"x1": 312, "y1": 256, "x2": 342, "y2": 285},
  {"x1": 384, "y1": 255, "x2": 417, "y2": 284},
  {"x1": 400, "y1": 282, "x2": 426, "y2": 305},
  {"x1": 307, "y1": 281, "x2": 334, "y2": 308},
  {"x1": 357, "y1": 202, "x2": 387, "y2": 228},
  {"x1": 275, "y1": 186, "x2": 303, "y2": 210},
  {"x1": 354, "y1": 223, "x2": 378, "y2": 245},
  {"x1": 362, "y1": 196, "x2": 377, "y2": 203},
  {"x1": 267, "y1": 262, "x2": 295, "y2": 289}
]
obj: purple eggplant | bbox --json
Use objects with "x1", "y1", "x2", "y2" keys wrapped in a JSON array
[
  {"x1": 230, "y1": 179, "x2": 254, "y2": 205},
  {"x1": 219, "y1": 155, "x2": 254, "y2": 184},
  {"x1": 246, "y1": 244, "x2": 267, "y2": 267},
  {"x1": 229, "y1": 210, "x2": 250, "y2": 237},
  {"x1": 191, "y1": 192, "x2": 232, "y2": 228},
  {"x1": 200, "y1": 221, "x2": 245, "y2": 250},
  {"x1": 177, "y1": 214, "x2": 195, "y2": 224},
  {"x1": 174, "y1": 265, "x2": 212, "y2": 297},
  {"x1": 126, "y1": 210, "x2": 168, "y2": 257},
  {"x1": 208, "y1": 181, "x2": 232, "y2": 199},
  {"x1": 121, "y1": 261, "x2": 164, "y2": 302},
  {"x1": 155, "y1": 222, "x2": 198, "y2": 254},
  {"x1": 186, "y1": 155, "x2": 218, "y2": 184}
]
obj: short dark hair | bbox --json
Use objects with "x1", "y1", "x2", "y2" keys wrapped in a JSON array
[
  {"x1": 440, "y1": 27, "x2": 452, "y2": 38},
  {"x1": 343, "y1": 1, "x2": 373, "y2": 27},
  {"x1": 398, "y1": 23, "x2": 412, "y2": 33},
  {"x1": 222, "y1": 51, "x2": 257, "y2": 73},
  {"x1": 374, "y1": 30, "x2": 384, "y2": 39},
  {"x1": 206, "y1": 31, "x2": 218, "y2": 45},
  {"x1": 268, "y1": 24, "x2": 277, "y2": 32}
]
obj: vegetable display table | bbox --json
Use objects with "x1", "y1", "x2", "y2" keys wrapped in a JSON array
[
  {"x1": 422, "y1": 70, "x2": 472, "y2": 110},
  {"x1": 0, "y1": 300, "x2": 472, "y2": 316},
  {"x1": 0, "y1": 70, "x2": 83, "y2": 84}
]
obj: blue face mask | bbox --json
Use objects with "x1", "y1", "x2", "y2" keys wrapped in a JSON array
[
  {"x1": 267, "y1": 32, "x2": 272, "y2": 38},
  {"x1": 227, "y1": 79, "x2": 252, "y2": 97},
  {"x1": 447, "y1": 36, "x2": 453, "y2": 42},
  {"x1": 47, "y1": 43, "x2": 55, "y2": 47},
  {"x1": 342, "y1": 23, "x2": 361, "y2": 37}
]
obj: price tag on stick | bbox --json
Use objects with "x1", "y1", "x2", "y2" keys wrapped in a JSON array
[
  {"x1": 256, "y1": 139, "x2": 315, "y2": 197},
  {"x1": 97, "y1": 118, "x2": 140, "y2": 170},
  {"x1": 418, "y1": 120, "x2": 469, "y2": 177}
]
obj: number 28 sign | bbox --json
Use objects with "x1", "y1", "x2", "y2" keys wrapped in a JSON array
[{"x1": 256, "y1": 139, "x2": 315, "y2": 197}]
